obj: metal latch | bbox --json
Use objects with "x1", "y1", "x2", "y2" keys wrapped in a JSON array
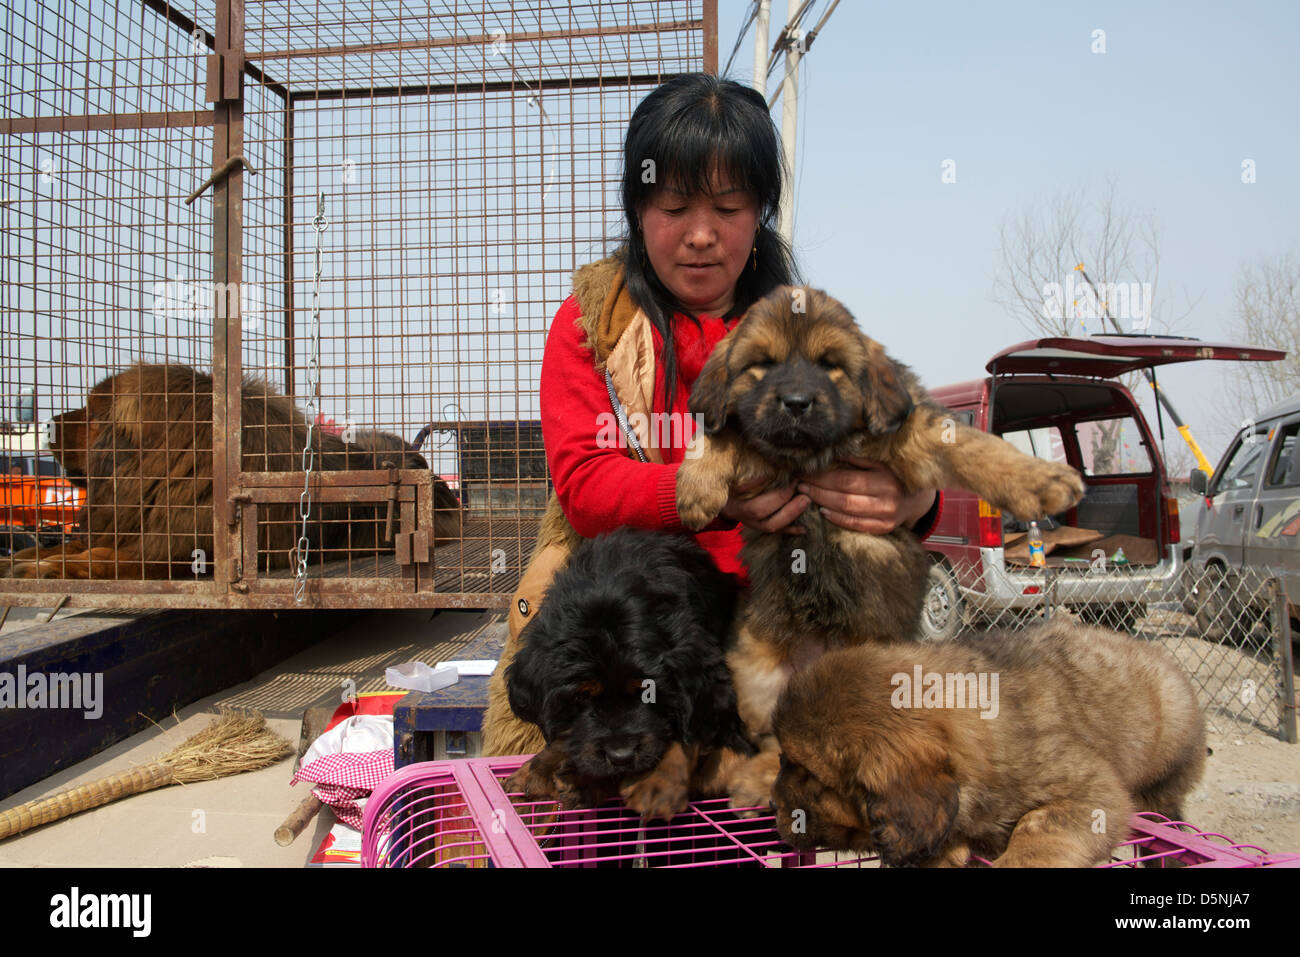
[
  {"x1": 226, "y1": 493, "x2": 251, "y2": 527},
  {"x1": 395, "y1": 531, "x2": 429, "y2": 567},
  {"x1": 205, "y1": 53, "x2": 243, "y2": 103},
  {"x1": 187, "y1": 155, "x2": 257, "y2": 206},
  {"x1": 384, "y1": 468, "x2": 400, "y2": 543}
]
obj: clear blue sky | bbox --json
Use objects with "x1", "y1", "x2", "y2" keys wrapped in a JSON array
[{"x1": 717, "y1": 0, "x2": 1300, "y2": 465}]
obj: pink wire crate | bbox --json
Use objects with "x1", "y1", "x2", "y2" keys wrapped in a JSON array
[
  {"x1": 1103, "y1": 813, "x2": 1300, "y2": 868},
  {"x1": 360, "y1": 756, "x2": 1299, "y2": 869},
  {"x1": 360, "y1": 755, "x2": 873, "y2": 868}
]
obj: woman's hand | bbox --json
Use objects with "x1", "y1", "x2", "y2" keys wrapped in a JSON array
[
  {"x1": 796, "y1": 457, "x2": 937, "y2": 534},
  {"x1": 717, "y1": 459, "x2": 936, "y2": 535},
  {"x1": 720, "y1": 482, "x2": 811, "y2": 534}
]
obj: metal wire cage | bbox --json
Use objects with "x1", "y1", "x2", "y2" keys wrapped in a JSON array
[
  {"x1": 0, "y1": 0, "x2": 718, "y2": 609},
  {"x1": 360, "y1": 756, "x2": 1300, "y2": 869}
]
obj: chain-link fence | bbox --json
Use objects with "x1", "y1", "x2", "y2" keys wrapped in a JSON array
[{"x1": 920, "y1": 556, "x2": 1298, "y2": 743}]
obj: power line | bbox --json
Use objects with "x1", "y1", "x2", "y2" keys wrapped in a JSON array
[
  {"x1": 765, "y1": 0, "x2": 817, "y2": 82},
  {"x1": 722, "y1": 1, "x2": 761, "y2": 78},
  {"x1": 765, "y1": 0, "x2": 841, "y2": 108},
  {"x1": 804, "y1": 0, "x2": 842, "y2": 53}
]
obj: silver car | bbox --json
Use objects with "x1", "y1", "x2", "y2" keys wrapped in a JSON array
[{"x1": 1189, "y1": 394, "x2": 1300, "y2": 641}]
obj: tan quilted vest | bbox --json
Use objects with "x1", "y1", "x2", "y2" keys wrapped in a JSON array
[{"x1": 506, "y1": 255, "x2": 661, "y2": 643}]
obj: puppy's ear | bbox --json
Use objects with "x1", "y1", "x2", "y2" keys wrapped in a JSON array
[
  {"x1": 504, "y1": 626, "x2": 546, "y2": 728},
  {"x1": 704, "y1": 660, "x2": 757, "y2": 756},
  {"x1": 857, "y1": 340, "x2": 915, "y2": 435},
  {"x1": 856, "y1": 735, "x2": 959, "y2": 867},
  {"x1": 688, "y1": 336, "x2": 733, "y2": 435},
  {"x1": 662, "y1": 637, "x2": 751, "y2": 753}
]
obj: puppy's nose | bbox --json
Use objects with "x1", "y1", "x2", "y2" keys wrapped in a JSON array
[
  {"x1": 604, "y1": 743, "x2": 636, "y2": 768},
  {"x1": 781, "y1": 393, "x2": 812, "y2": 416}
]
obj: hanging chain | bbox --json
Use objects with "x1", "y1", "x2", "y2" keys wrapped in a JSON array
[{"x1": 295, "y1": 191, "x2": 327, "y2": 605}]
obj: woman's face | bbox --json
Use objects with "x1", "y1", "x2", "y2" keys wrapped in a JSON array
[{"x1": 639, "y1": 172, "x2": 760, "y2": 317}]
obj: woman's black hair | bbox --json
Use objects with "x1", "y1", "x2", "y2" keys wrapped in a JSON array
[{"x1": 618, "y1": 73, "x2": 798, "y2": 408}]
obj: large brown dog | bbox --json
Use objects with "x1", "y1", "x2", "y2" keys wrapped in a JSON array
[
  {"x1": 770, "y1": 621, "x2": 1207, "y2": 867},
  {"x1": 674, "y1": 287, "x2": 1087, "y2": 805},
  {"x1": 2, "y1": 363, "x2": 460, "y2": 579}
]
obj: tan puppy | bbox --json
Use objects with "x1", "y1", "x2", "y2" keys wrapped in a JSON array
[
  {"x1": 770, "y1": 621, "x2": 1207, "y2": 867},
  {"x1": 675, "y1": 286, "x2": 1087, "y2": 805}
]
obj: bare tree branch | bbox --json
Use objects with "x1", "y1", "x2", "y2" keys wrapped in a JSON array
[
  {"x1": 1220, "y1": 252, "x2": 1300, "y2": 420},
  {"x1": 991, "y1": 179, "x2": 1192, "y2": 340},
  {"x1": 991, "y1": 181, "x2": 1203, "y2": 470}
]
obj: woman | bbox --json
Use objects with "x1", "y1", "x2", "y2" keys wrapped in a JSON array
[{"x1": 483, "y1": 73, "x2": 940, "y2": 757}]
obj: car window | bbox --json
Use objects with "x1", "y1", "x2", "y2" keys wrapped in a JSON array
[
  {"x1": 2, "y1": 455, "x2": 30, "y2": 476},
  {"x1": 1266, "y1": 422, "x2": 1299, "y2": 487},
  {"x1": 1074, "y1": 418, "x2": 1152, "y2": 475},
  {"x1": 1213, "y1": 429, "x2": 1270, "y2": 494},
  {"x1": 1000, "y1": 426, "x2": 1067, "y2": 463}
]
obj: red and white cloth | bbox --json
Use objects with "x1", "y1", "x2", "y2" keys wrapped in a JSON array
[{"x1": 292, "y1": 694, "x2": 403, "y2": 830}]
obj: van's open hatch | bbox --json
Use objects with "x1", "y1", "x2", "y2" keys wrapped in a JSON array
[{"x1": 987, "y1": 335, "x2": 1285, "y2": 377}]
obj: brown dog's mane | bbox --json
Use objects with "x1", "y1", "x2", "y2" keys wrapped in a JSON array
[{"x1": 4, "y1": 362, "x2": 459, "y2": 580}]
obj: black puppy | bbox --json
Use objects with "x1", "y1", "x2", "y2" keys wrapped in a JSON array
[{"x1": 504, "y1": 528, "x2": 755, "y2": 820}]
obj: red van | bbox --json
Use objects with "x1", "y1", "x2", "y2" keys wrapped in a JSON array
[{"x1": 919, "y1": 335, "x2": 1284, "y2": 639}]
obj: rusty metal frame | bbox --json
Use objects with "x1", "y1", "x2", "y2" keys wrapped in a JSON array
[{"x1": 0, "y1": 0, "x2": 717, "y2": 612}]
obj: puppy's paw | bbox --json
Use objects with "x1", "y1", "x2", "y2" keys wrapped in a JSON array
[
  {"x1": 504, "y1": 757, "x2": 557, "y2": 800},
  {"x1": 727, "y1": 751, "x2": 780, "y2": 817},
  {"x1": 2, "y1": 560, "x2": 46, "y2": 579},
  {"x1": 620, "y1": 742, "x2": 693, "y2": 821},
  {"x1": 504, "y1": 745, "x2": 577, "y2": 804},
  {"x1": 1030, "y1": 460, "x2": 1087, "y2": 515},
  {"x1": 999, "y1": 460, "x2": 1086, "y2": 521},
  {"x1": 676, "y1": 461, "x2": 730, "y2": 530},
  {"x1": 934, "y1": 841, "x2": 974, "y2": 868},
  {"x1": 621, "y1": 769, "x2": 690, "y2": 822}
]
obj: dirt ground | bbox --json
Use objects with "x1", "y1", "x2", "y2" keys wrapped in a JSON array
[
  {"x1": 1139, "y1": 608, "x2": 1300, "y2": 856},
  {"x1": 966, "y1": 601, "x2": 1300, "y2": 857},
  {"x1": 1185, "y1": 723, "x2": 1300, "y2": 856}
]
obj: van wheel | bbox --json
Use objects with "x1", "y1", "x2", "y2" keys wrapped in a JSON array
[
  {"x1": 920, "y1": 563, "x2": 963, "y2": 641},
  {"x1": 1076, "y1": 602, "x2": 1144, "y2": 634},
  {"x1": 1195, "y1": 564, "x2": 1270, "y2": 648},
  {"x1": 1195, "y1": 564, "x2": 1249, "y2": 645}
]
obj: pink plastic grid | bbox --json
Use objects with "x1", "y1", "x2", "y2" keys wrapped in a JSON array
[
  {"x1": 360, "y1": 756, "x2": 1300, "y2": 869},
  {"x1": 1103, "y1": 813, "x2": 1300, "y2": 868}
]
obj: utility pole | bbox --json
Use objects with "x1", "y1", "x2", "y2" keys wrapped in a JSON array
[
  {"x1": 777, "y1": 0, "x2": 801, "y2": 245},
  {"x1": 752, "y1": 0, "x2": 771, "y2": 95}
]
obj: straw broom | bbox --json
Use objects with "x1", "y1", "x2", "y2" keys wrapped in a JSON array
[{"x1": 0, "y1": 709, "x2": 293, "y2": 841}]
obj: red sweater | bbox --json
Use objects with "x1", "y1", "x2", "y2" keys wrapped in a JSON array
[
  {"x1": 541, "y1": 294, "x2": 746, "y2": 576},
  {"x1": 539, "y1": 294, "x2": 939, "y2": 581}
]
